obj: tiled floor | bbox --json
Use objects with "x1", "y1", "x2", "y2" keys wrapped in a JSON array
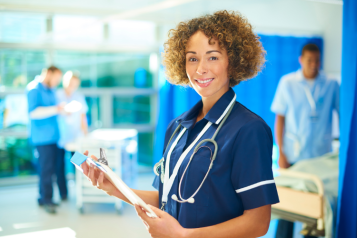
[
  {"x1": 0, "y1": 174, "x2": 155, "y2": 238},
  {"x1": 0, "y1": 173, "x2": 301, "y2": 238}
]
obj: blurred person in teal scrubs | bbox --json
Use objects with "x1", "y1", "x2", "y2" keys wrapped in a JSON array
[
  {"x1": 271, "y1": 43, "x2": 340, "y2": 238},
  {"x1": 27, "y1": 66, "x2": 66, "y2": 214},
  {"x1": 56, "y1": 71, "x2": 88, "y2": 176}
]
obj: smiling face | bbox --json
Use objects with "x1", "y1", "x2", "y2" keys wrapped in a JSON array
[
  {"x1": 185, "y1": 31, "x2": 230, "y2": 100},
  {"x1": 64, "y1": 76, "x2": 80, "y2": 95}
]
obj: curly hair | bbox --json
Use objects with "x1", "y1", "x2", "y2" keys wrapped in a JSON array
[{"x1": 162, "y1": 10, "x2": 266, "y2": 87}]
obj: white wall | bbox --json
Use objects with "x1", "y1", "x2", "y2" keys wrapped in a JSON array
[{"x1": 155, "y1": 0, "x2": 343, "y2": 76}]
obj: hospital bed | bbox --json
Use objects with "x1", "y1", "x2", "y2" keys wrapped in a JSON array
[
  {"x1": 271, "y1": 152, "x2": 339, "y2": 238},
  {"x1": 272, "y1": 169, "x2": 325, "y2": 237}
]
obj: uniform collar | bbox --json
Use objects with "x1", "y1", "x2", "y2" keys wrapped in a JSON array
[
  {"x1": 39, "y1": 82, "x2": 52, "y2": 91},
  {"x1": 296, "y1": 69, "x2": 325, "y2": 83},
  {"x1": 176, "y1": 88, "x2": 236, "y2": 129}
]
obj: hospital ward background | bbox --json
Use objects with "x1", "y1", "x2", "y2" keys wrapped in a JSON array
[{"x1": 0, "y1": 0, "x2": 356, "y2": 237}]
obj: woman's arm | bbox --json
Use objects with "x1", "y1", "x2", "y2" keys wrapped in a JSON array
[
  {"x1": 81, "y1": 113, "x2": 88, "y2": 135},
  {"x1": 184, "y1": 205, "x2": 271, "y2": 238},
  {"x1": 136, "y1": 204, "x2": 271, "y2": 238},
  {"x1": 82, "y1": 151, "x2": 159, "y2": 208}
]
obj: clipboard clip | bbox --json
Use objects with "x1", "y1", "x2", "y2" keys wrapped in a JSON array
[{"x1": 98, "y1": 148, "x2": 109, "y2": 166}]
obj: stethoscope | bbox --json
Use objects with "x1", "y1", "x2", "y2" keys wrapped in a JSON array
[{"x1": 154, "y1": 94, "x2": 236, "y2": 210}]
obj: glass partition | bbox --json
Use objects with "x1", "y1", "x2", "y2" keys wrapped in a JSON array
[
  {"x1": 0, "y1": 50, "x2": 158, "y2": 181},
  {"x1": 113, "y1": 96, "x2": 151, "y2": 125}
]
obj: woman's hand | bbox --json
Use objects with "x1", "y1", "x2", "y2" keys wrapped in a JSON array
[
  {"x1": 135, "y1": 205, "x2": 186, "y2": 238},
  {"x1": 80, "y1": 151, "x2": 122, "y2": 197}
]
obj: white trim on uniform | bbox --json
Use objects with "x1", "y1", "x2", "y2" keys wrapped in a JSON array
[
  {"x1": 215, "y1": 94, "x2": 236, "y2": 124},
  {"x1": 235, "y1": 180, "x2": 275, "y2": 193}
]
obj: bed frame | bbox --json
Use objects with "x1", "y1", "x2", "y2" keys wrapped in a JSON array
[{"x1": 272, "y1": 169, "x2": 325, "y2": 236}]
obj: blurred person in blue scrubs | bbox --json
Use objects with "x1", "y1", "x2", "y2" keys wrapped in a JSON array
[
  {"x1": 271, "y1": 44, "x2": 340, "y2": 238},
  {"x1": 82, "y1": 11, "x2": 279, "y2": 238},
  {"x1": 57, "y1": 71, "x2": 88, "y2": 173},
  {"x1": 26, "y1": 66, "x2": 67, "y2": 214}
]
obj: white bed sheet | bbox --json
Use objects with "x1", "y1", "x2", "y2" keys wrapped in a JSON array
[{"x1": 274, "y1": 152, "x2": 339, "y2": 238}]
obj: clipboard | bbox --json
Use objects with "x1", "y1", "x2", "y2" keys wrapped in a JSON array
[{"x1": 71, "y1": 152, "x2": 157, "y2": 218}]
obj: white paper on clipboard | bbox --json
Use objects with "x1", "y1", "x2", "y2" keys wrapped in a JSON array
[{"x1": 71, "y1": 153, "x2": 157, "y2": 218}]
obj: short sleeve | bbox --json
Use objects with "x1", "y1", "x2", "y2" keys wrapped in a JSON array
[
  {"x1": 151, "y1": 118, "x2": 177, "y2": 191},
  {"x1": 271, "y1": 79, "x2": 288, "y2": 115},
  {"x1": 27, "y1": 89, "x2": 39, "y2": 113},
  {"x1": 231, "y1": 120, "x2": 279, "y2": 210},
  {"x1": 152, "y1": 175, "x2": 160, "y2": 190}
]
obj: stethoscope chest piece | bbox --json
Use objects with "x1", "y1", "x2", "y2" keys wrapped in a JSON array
[
  {"x1": 154, "y1": 157, "x2": 165, "y2": 183},
  {"x1": 159, "y1": 93, "x2": 236, "y2": 206}
]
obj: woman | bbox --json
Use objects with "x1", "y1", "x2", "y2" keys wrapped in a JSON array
[
  {"x1": 57, "y1": 71, "x2": 88, "y2": 150},
  {"x1": 57, "y1": 71, "x2": 88, "y2": 200},
  {"x1": 82, "y1": 10, "x2": 279, "y2": 238}
]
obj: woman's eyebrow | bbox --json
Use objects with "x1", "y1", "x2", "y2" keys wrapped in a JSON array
[
  {"x1": 186, "y1": 50, "x2": 222, "y2": 54},
  {"x1": 206, "y1": 50, "x2": 222, "y2": 54}
]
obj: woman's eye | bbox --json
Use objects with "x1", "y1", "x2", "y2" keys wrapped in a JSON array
[
  {"x1": 209, "y1": 56, "x2": 218, "y2": 60},
  {"x1": 188, "y1": 58, "x2": 197, "y2": 62}
]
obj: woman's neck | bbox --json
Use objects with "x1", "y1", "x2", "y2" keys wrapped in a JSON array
[
  {"x1": 64, "y1": 89, "x2": 72, "y2": 97},
  {"x1": 196, "y1": 86, "x2": 230, "y2": 122}
]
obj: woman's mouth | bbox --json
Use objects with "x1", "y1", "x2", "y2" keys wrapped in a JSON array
[{"x1": 195, "y1": 78, "x2": 214, "y2": 87}]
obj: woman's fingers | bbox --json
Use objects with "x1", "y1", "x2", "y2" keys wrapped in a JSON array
[
  {"x1": 81, "y1": 162, "x2": 88, "y2": 176},
  {"x1": 135, "y1": 205, "x2": 149, "y2": 228},
  {"x1": 91, "y1": 155, "x2": 98, "y2": 161},
  {"x1": 87, "y1": 163, "x2": 92, "y2": 182},
  {"x1": 80, "y1": 152, "x2": 106, "y2": 190},
  {"x1": 88, "y1": 164, "x2": 99, "y2": 186},
  {"x1": 97, "y1": 171, "x2": 104, "y2": 188},
  {"x1": 80, "y1": 152, "x2": 99, "y2": 177},
  {"x1": 81, "y1": 151, "x2": 89, "y2": 175}
]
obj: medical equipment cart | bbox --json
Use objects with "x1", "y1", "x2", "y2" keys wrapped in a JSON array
[{"x1": 74, "y1": 129, "x2": 138, "y2": 214}]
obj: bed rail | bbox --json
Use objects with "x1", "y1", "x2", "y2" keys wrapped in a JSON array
[{"x1": 273, "y1": 169, "x2": 325, "y2": 231}]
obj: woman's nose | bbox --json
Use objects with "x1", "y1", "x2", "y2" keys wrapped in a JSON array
[{"x1": 196, "y1": 61, "x2": 208, "y2": 75}]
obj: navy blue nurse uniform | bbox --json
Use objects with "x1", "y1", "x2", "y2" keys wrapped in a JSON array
[{"x1": 153, "y1": 88, "x2": 279, "y2": 228}]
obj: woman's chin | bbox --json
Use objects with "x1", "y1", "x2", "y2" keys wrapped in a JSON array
[{"x1": 193, "y1": 87, "x2": 216, "y2": 99}]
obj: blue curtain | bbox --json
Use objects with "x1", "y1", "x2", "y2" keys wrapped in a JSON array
[
  {"x1": 153, "y1": 35, "x2": 323, "y2": 165},
  {"x1": 234, "y1": 35, "x2": 323, "y2": 131},
  {"x1": 336, "y1": 0, "x2": 357, "y2": 237},
  {"x1": 153, "y1": 67, "x2": 201, "y2": 163}
]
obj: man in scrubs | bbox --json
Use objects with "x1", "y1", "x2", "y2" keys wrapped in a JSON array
[
  {"x1": 271, "y1": 43, "x2": 340, "y2": 238},
  {"x1": 27, "y1": 66, "x2": 66, "y2": 214}
]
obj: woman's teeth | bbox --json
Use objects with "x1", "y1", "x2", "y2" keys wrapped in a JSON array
[{"x1": 196, "y1": 78, "x2": 213, "y2": 83}]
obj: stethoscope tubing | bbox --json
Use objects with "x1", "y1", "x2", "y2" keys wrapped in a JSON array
[{"x1": 161, "y1": 94, "x2": 236, "y2": 206}]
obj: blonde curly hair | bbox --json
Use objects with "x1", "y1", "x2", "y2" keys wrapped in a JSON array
[{"x1": 162, "y1": 10, "x2": 266, "y2": 87}]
